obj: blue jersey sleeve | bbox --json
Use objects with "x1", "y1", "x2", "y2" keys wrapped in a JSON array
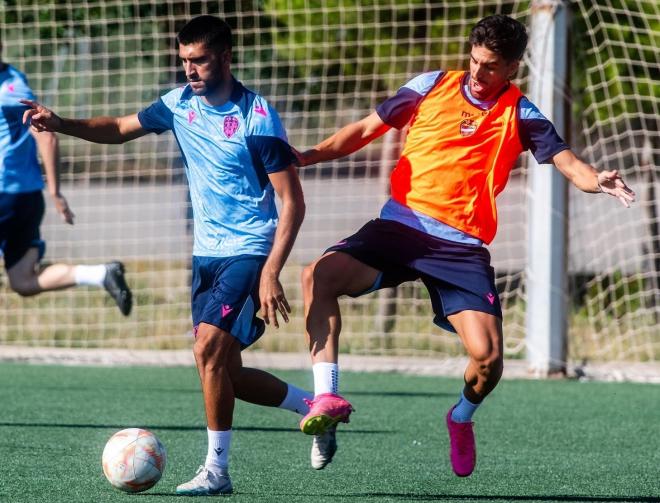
[
  {"x1": 246, "y1": 98, "x2": 295, "y2": 175},
  {"x1": 518, "y1": 97, "x2": 569, "y2": 164},
  {"x1": 137, "y1": 99, "x2": 173, "y2": 134},
  {"x1": 137, "y1": 87, "x2": 182, "y2": 134},
  {"x1": 376, "y1": 71, "x2": 445, "y2": 129}
]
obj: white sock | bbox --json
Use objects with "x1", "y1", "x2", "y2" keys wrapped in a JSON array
[
  {"x1": 313, "y1": 362, "x2": 339, "y2": 395},
  {"x1": 205, "y1": 428, "x2": 231, "y2": 474},
  {"x1": 74, "y1": 264, "x2": 107, "y2": 286},
  {"x1": 278, "y1": 383, "x2": 313, "y2": 416}
]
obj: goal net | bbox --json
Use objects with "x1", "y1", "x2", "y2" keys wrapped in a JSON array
[{"x1": 0, "y1": 1, "x2": 657, "y2": 374}]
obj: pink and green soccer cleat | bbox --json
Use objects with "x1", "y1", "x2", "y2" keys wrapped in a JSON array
[
  {"x1": 446, "y1": 406, "x2": 476, "y2": 477},
  {"x1": 299, "y1": 393, "x2": 354, "y2": 435}
]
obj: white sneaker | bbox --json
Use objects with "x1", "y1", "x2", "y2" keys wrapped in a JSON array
[
  {"x1": 176, "y1": 465, "x2": 233, "y2": 496},
  {"x1": 311, "y1": 428, "x2": 337, "y2": 470}
]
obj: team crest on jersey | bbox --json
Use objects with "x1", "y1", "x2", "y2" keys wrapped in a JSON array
[
  {"x1": 223, "y1": 116, "x2": 240, "y2": 138},
  {"x1": 459, "y1": 118, "x2": 479, "y2": 137}
]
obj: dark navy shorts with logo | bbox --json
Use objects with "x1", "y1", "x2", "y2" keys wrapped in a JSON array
[
  {"x1": 325, "y1": 219, "x2": 502, "y2": 333},
  {"x1": 0, "y1": 191, "x2": 46, "y2": 269},
  {"x1": 191, "y1": 254, "x2": 267, "y2": 349}
]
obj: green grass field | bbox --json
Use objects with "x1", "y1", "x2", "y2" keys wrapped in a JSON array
[{"x1": 0, "y1": 363, "x2": 658, "y2": 503}]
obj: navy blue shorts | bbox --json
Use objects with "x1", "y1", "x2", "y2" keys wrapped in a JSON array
[
  {"x1": 191, "y1": 254, "x2": 267, "y2": 349},
  {"x1": 0, "y1": 191, "x2": 46, "y2": 269},
  {"x1": 325, "y1": 219, "x2": 502, "y2": 333}
]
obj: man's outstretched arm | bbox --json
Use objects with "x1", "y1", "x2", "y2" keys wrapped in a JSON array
[
  {"x1": 552, "y1": 149, "x2": 636, "y2": 207},
  {"x1": 298, "y1": 111, "x2": 391, "y2": 166},
  {"x1": 21, "y1": 99, "x2": 148, "y2": 145}
]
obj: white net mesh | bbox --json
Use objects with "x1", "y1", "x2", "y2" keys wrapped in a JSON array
[
  {"x1": 0, "y1": 1, "x2": 657, "y2": 369},
  {"x1": 567, "y1": 0, "x2": 659, "y2": 363}
]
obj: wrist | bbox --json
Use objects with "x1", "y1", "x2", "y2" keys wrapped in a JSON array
[
  {"x1": 56, "y1": 114, "x2": 64, "y2": 130},
  {"x1": 261, "y1": 264, "x2": 279, "y2": 279}
]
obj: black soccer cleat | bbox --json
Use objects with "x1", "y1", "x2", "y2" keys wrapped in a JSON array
[{"x1": 103, "y1": 261, "x2": 132, "y2": 316}]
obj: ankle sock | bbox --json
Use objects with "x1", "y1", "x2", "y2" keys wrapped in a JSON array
[
  {"x1": 450, "y1": 391, "x2": 480, "y2": 423},
  {"x1": 205, "y1": 428, "x2": 231, "y2": 473},
  {"x1": 278, "y1": 383, "x2": 313, "y2": 415},
  {"x1": 74, "y1": 264, "x2": 106, "y2": 286},
  {"x1": 312, "y1": 362, "x2": 339, "y2": 395}
]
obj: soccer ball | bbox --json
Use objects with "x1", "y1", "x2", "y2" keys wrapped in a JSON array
[{"x1": 101, "y1": 428, "x2": 167, "y2": 493}]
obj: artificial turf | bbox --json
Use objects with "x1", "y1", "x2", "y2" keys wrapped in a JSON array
[{"x1": 0, "y1": 363, "x2": 657, "y2": 503}]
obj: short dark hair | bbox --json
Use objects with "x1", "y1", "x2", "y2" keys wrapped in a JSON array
[
  {"x1": 469, "y1": 15, "x2": 528, "y2": 62},
  {"x1": 177, "y1": 15, "x2": 232, "y2": 53}
]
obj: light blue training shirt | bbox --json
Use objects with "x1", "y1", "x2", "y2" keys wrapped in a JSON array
[
  {"x1": 0, "y1": 64, "x2": 44, "y2": 194},
  {"x1": 138, "y1": 79, "x2": 295, "y2": 258}
]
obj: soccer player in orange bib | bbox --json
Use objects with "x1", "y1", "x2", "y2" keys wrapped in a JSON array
[{"x1": 295, "y1": 14, "x2": 635, "y2": 476}]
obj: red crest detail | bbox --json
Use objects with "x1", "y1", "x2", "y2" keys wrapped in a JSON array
[{"x1": 459, "y1": 118, "x2": 478, "y2": 137}]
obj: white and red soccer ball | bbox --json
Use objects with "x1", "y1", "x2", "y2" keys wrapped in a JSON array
[{"x1": 102, "y1": 428, "x2": 166, "y2": 493}]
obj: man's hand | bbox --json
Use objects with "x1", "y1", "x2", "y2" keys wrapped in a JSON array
[
  {"x1": 259, "y1": 269, "x2": 291, "y2": 329},
  {"x1": 20, "y1": 99, "x2": 63, "y2": 132},
  {"x1": 52, "y1": 193, "x2": 75, "y2": 225},
  {"x1": 597, "y1": 170, "x2": 636, "y2": 208}
]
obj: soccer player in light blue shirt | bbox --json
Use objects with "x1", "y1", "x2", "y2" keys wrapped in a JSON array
[
  {"x1": 0, "y1": 37, "x2": 131, "y2": 315},
  {"x1": 22, "y1": 16, "x2": 321, "y2": 495}
]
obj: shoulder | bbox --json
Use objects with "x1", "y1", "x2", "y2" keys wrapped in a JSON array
[
  {"x1": 6, "y1": 65, "x2": 27, "y2": 81},
  {"x1": 1, "y1": 65, "x2": 35, "y2": 99},
  {"x1": 376, "y1": 70, "x2": 447, "y2": 129},
  {"x1": 516, "y1": 96, "x2": 568, "y2": 162},
  {"x1": 399, "y1": 70, "x2": 446, "y2": 96},
  {"x1": 236, "y1": 84, "x2": 286, "y2": 137},
  {"x1": 137, "y1": 86, "x2": 189, "y2": 132},
  {"x1": 228, "y1": 80, "x2": 260, "y2": 119},
  {"x1": 517, "y1": 96, "x2": 549, "y2": 121},
  {"x1": 159, "y1": 85, "x2": 194, "y2": 111}
]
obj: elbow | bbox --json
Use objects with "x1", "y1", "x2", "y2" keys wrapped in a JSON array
[
  {"x1": 291, "y1": 197, "x2": 306, "y2": 229},
  {"x1": 300, "y1": 200, "x2": 307, "y2": 222},
  {"x1": 45, "y1": 131, "x2": 58, "y2": 146},
  {"x1": 295, "y1": 199, "x2": 306, "y2": 227},
  {"x1": 39, "y1": 131, "x2": 59, "y2": 148},
  {"x1": 111, "y1": 130, "x2": 132, "y2": 145}
]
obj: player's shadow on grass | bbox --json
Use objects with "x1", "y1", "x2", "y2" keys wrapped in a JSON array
[
  {"x1": 347, "y1": 494, "x2": 660, "y2": 502},
  {"x1": 32, "y1": 384, "x2": 200, "y2": 394},
  {"x1": 145, "y1": 492, "x2": 659, "y2": 502},
  {"x1": 0, "y1": 421, "x2": 388, "y2": 434},
  {"x1": 345, "y1": 390, "x2": 455, "y2": 398}
]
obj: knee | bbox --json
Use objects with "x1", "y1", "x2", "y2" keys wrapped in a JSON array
[
  {"x1": 301, "y1": 263, "x2": 315, "y2": 294},
  {"x1": 302, "y1": 260, "x2": 336, "y2": 297},
  {"x1": 8, "y1": 278, "x2": 37, "y2": 297},
  {"x1": 302, "y1": 258, "x2": 344, "y2": 297},
  {"x1": 476, "y1": 352, "x2": 503, "y2": 382},
  {"x1": 12, "y1": 286, "x2": 33, "y2": 297},
  {"x1": 193, "y1": 328, "x2": 235, "y2": 372}
]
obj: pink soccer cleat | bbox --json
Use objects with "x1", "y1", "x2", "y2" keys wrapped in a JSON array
[
  {"x1": 299, "y1": 393, "x2": 354, "y2": 435},
  {"x1": 446, "y1": 406, "x2": 476, "y2": 477}
]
